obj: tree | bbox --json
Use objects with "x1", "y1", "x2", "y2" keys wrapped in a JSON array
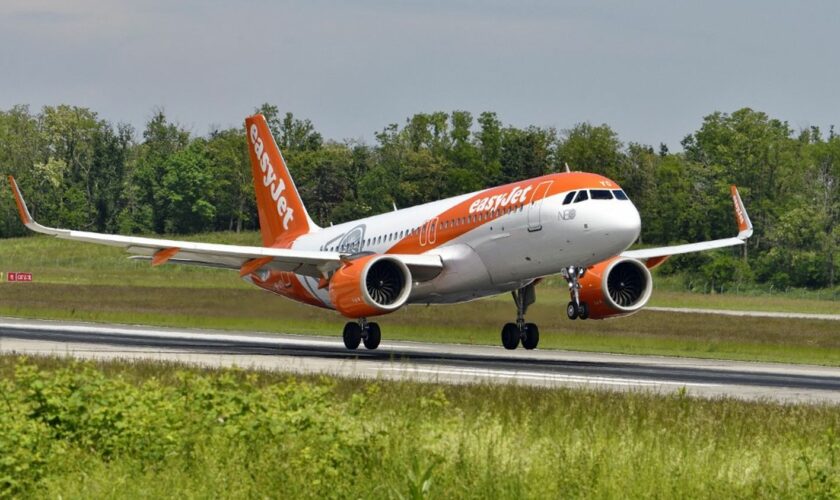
[
  {"x1": 476, "y1": 112, "x2": 502, "y2": 182},
  {"x1": 500, "y1": 126, "x2": 556, "y2": 182},
  {"x1": 681, "y1": 108, "x2": 800, "y2": 261},
  {"x1": 0, "y1": 105, "x2": 44, "y2": 237},
  {"x1": 160, "y1": 139, "x2": 215, "y2": 234},
  {"x1": 557, "y1": 122, "x2": 623, "y2": 178},
  {"x1": 446, "y1": 111, "x2": 483, "y2": 195},
  {"x1": 122, "y1": 110, "x2": 190, "y2": 233},
  {"x1": 206, "y1": 128, "x2": 253, "y2": 232}
]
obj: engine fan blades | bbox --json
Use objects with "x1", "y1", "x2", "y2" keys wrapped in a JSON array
[
  {"x1": 366, "y1": 262, "x2": 404, "y2": 305},
  {"x1": 607, "y1": 264, "x2": 643, "y2": 307}
]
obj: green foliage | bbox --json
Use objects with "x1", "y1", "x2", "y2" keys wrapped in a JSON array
[
  {"x1": 1, "y1": 103, "x2": 838, "y2": 288},
  {"x1": 2, "y1": 355, "x2": 840, "y2": 498},
  {"x1": 0, "y1": 358, "x2": 380, "y2": 498}
]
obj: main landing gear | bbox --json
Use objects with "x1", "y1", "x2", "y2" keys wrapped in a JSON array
[
  {"x1": 501, "y1": 283, "x2": 540, "y2": 350},
  {"x1": 562, "y1": 266, "x2": 589, "y2": 320},
  {"x1": 342, "y1": 318, "x2": 381, "y2": 350}
]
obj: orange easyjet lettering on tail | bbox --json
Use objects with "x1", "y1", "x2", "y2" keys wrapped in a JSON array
[{"x1": 245, "y1": 114, "x2": 314, "y2": 247}]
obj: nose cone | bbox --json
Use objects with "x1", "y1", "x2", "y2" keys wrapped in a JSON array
[{"x1": 616, "y1": 204, "x2": 642, "y2": 250}]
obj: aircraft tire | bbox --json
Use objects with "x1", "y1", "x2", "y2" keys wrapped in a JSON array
[
  {"x1": 578, "y1": 302, "x2": 589, "y2": 320},
  {"x1": 343, "y1": 322, "x2": 362, "y2": 350},
  {"x1": 522, "y1": 323, "x2": 539, "y2": 350},
  {"x1": 501, "y1": 323, "x2": 520, "y2": 350},
  {"x1": 364, "y1": 322, "x2": 381, "y2": 350},
  {"x1": 566, "y1": 301, "x2": 579, "y2": 320}
]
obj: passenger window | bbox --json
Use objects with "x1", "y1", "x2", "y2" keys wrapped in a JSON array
[
  {"x1": 574, "y1": 191, "x2": 589, "y2": 203},
  {"x1": 590, "y1": 189, "x2": 613, "y2": 200},
  {"x1": 563, "y1": 191, "x2": 576, "y2": 205},
  {"x1": 613, "y1": 190, "x2": 629, "y2": 200}
]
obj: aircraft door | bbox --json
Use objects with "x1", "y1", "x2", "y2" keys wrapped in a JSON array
[
  {"x1": 527, "y1": 181, "x2": 553, "y2": 231},
  {"x1": 419, "y1": 218, "x2": 439, "y2": 247},
  {"x1": 428, "y1": 217, "x2": 438, "y2": 245}
]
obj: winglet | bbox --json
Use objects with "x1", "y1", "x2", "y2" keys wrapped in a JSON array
[
  {"x1": 730, "y1": 185, "x2": 753, "y2": 240},
  {"x1": 7, "y1": 176, "x2": 61, "y2": 236},
  {"x1": 9, "y1": 176, "x2": 33, "y2": 226}
]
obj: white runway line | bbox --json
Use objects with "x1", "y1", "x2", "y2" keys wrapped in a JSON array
[
  {"x1": 646, "y1": 306, "x2": 840, "y2": 321},
  {"x1": 0, "y1": 320, "x2": 341, "y2": 349},
  {"x1": 376, "y1": 366, "x2": 722, "y2": 388}
]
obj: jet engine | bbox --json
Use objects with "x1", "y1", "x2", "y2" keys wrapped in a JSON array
[
  {"x1": 578, "y1": 257, "x2": 653, "y2": 319},
  {"x1": 329, "y1": 254, "x2": 412, "y2": 318}
]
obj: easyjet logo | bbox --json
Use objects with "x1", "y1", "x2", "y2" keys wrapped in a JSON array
[
  {"x1": 733, "y1": 194, "x2": 745, "y2": 225},
  {"x1": 469, "y1": 185, "x2": 533, "y2": 214},
  {"x1": 250, "y1": 124, "x2": 294, "y2": 230}
]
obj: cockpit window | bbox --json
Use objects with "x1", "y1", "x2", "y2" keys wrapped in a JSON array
[
  {"x1": 573, "y1": 190, "x2": 589, "y2": 203},
  {"x1": 590, "y1": 189, "x2": 613, "y2": 200},
  {"x1": 562, "y1": 191, "x2": 576, "y2": 205},
  {"x1": 613, "y1": 190, "x2": 629, "y2": 200}
]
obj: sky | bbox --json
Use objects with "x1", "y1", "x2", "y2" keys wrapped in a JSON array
[{"x1": 2, "y1": 0, "x2": 838, "y2": 150}]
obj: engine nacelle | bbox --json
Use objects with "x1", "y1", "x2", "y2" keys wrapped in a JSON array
[
  {"x1": 328, "y1": 254, "x2": 412, "y2": 318},
  {"x1": 578, "y1": 257, "x2": 653, "y2": 319}
]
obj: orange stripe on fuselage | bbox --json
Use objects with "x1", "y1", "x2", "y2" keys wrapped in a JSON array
[{"x1": 387, "y1": 172, "x2": 621, "y2": 255}]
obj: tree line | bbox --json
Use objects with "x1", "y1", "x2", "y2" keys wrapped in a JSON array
[{"x1": 0, "y1": 104, "x2": 837, "y2": 290}]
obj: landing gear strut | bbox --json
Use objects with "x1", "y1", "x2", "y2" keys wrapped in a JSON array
[
  {"x1": 562, "y1": 266, "x2": 589, "y2": 320},
  {"x1": 501, "y1": 283, "x2": 540, "y2": 350},
  {"x1": 343, "y1": 318, "x2": 381, "y2": 350}
]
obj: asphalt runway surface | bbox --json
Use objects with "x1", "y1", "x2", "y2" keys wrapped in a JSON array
[{"x1": 1, "y1": 317, "x2": 839, "y2": 404}]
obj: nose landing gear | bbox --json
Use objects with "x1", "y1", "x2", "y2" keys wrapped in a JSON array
[
  {"x1": 342, "y1": 318, "x2": 381, "y2": 350},
  {"x1": 562, "y1": 266, "x2": 589, "y2": 320},
  {"x1": 501, "y1": 283, "x2": 540, "y2": 350}
]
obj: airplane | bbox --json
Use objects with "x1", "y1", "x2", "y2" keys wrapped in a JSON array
[{"x1": 8, "y1": 113, "x2": 753, "y2": 351}]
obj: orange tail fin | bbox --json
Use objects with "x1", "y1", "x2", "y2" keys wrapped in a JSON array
[{"x1": 245, "y1": 114, "x2": 318, "y2": 247}]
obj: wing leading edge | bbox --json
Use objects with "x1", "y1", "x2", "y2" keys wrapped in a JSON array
[
  {"x1": 620, "y1": 185, "x2": 753, "y2": 267},
  {"x1": 8, "y1": 176, "x2": 442, "y2": 281}
]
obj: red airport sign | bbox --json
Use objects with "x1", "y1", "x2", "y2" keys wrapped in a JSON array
[{"x1": 7, "y1": 272, "x2": 33, "y2": 282}]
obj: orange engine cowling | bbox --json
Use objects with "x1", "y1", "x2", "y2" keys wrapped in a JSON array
[
  {"x1": 328, "y1": 254, "x2": 412, "y2": 318},
  {"x1": 578, "y1": 257, "x2": 653, "y2": 319}
]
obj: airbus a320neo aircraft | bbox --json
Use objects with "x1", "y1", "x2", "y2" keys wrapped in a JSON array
[{"x1": 9, "y1": 114, "x2": 753, "y2": 351}]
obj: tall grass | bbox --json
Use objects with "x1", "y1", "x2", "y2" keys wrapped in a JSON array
[{"x1": 1, "y1": 354, "x2": 839, "y2": 498}]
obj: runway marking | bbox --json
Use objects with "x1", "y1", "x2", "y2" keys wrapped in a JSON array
[
  {"x1": 376, "y1": 366, "x2": 723, "y2": 388},
  {"x1": 646, "y1": 307, "x2": 840, "y2": 321},
  {"x1": 0, "y1": 320, "x2": 341, "y2": 349}
]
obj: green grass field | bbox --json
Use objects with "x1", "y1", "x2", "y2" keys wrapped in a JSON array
[
  {"x1": 1, "y1": 233, "x2": 838, "y2": 366},
  {"x1": 2, "y1": 354, "x2": 840, "y2": 499}
]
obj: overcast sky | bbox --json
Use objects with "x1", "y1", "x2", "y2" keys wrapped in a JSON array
[{"x1": 2, "y1": 0, "x2": 838, "y2": 149}]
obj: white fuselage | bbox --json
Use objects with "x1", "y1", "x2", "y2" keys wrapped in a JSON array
[{"x1": 287, "y1": 178, "x2": 641, "y2": 308}]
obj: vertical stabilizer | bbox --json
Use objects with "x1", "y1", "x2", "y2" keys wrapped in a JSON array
[{"x1": 245, "y1": 114, "x2": 318, "y2": 247}]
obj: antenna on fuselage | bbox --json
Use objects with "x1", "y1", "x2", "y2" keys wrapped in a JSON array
[
  {"x1": 564, "y1": 162, "x2": 572, "y2": 173},
  {"x1": 392, "y1": 202, "x2": 398, "y2": 212}
]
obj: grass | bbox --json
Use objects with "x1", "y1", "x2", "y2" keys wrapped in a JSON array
[
  {"x1": 2, "y1": 282, "x2": 839, "y2": 366},
  {"x1": 0, "y1": 232, "x2": 838, "y2": 366},
  {"x1": 1, "y1": 354, "x2": 839, "y2": 498}
]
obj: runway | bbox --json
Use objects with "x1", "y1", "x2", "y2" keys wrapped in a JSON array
[{"x1": 1, "y1": 317, "x2": 839, "y2": 404}]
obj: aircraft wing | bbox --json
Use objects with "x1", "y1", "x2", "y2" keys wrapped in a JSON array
[
  {"x1": 620, "y1": 185, "x2": 753, "y2": 268},
  {"x1": 8, "y1": 176, "x2": 442, "y2": 281}
]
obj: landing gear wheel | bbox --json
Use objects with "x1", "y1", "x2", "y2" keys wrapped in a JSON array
[
  {"x1": 522, "y1": 323, "x2": 540, "y2": 350},
  {"x1": 566, "y1": 301, "x2": 579, "y2": 320},
  {"x1": 501, "y1": 323, "x2": 520, "y2": 350},
  {"x1": 342, "y1": 322, "x2": 362, "y2": 350},
  {"x1": 578, "y1": 302, "x2": 589, "y2": 320},
  {"x1": 364, "y1": 322, "x2": 381, "y2": 350}
]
